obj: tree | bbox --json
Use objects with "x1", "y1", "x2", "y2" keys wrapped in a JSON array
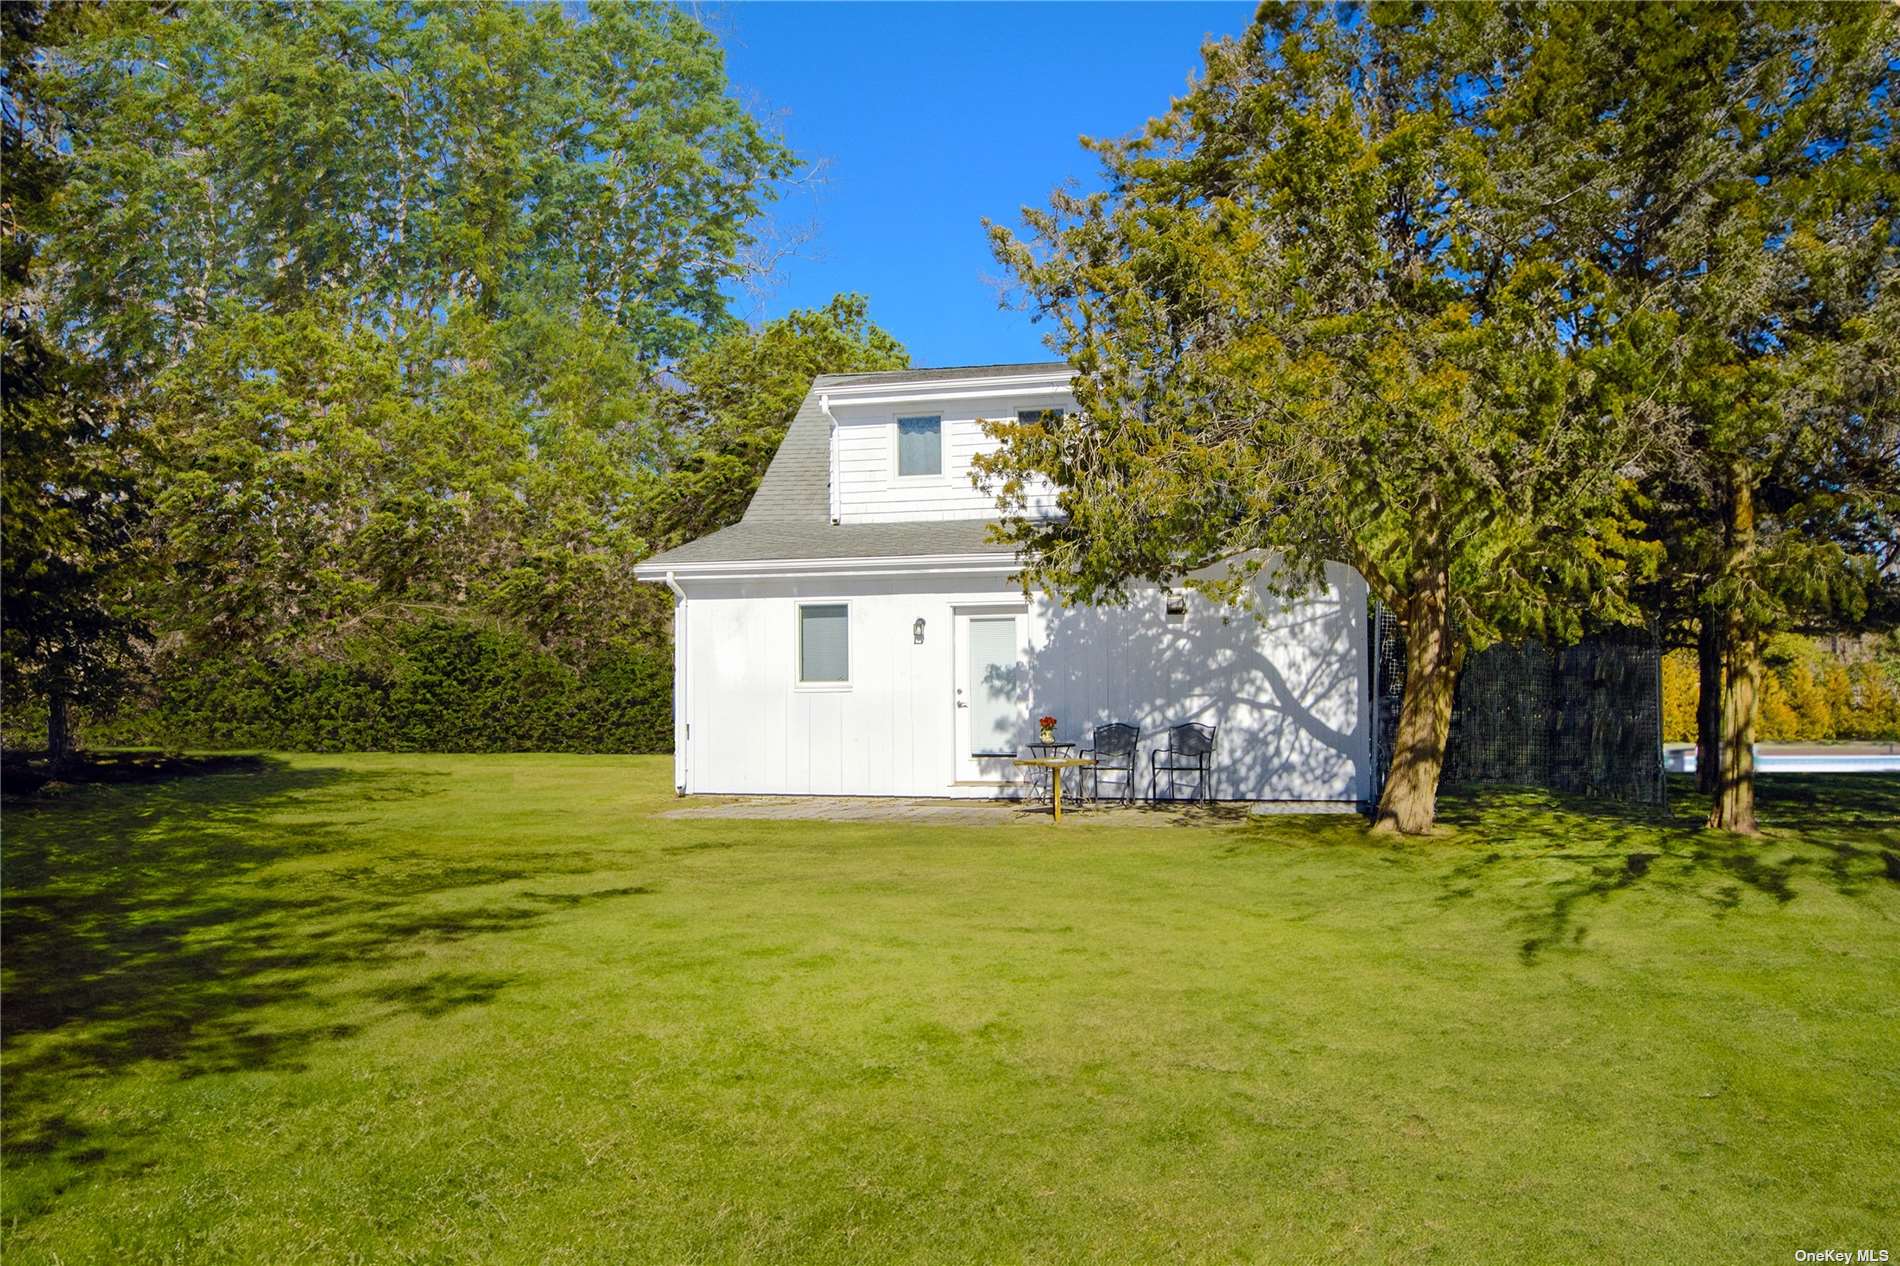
[
  {"x1": 41, "y1": 1, "x2": 794, "y2": 374},
  {"x1": 981, "y1": 4, "x2": 1660, "y2": 834},
  {"x1": 2, "y1": 0, "x2": 145, "y2": 769},
  {"x1": 28, "y1": 2, "x2": 797, "y2": 670},
  {"x1": 654, "y1": 294, "x2": 909, "y2": 548},
  {"x1": 1493, "y1": 1, "x2": 1898, "y2": 831},
  {"x1": 138, "y1": 303, "x2": 669, "y2": 658}
]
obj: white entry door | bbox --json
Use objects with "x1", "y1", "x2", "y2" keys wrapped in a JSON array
[{"x1": 954, "y1": 608, "x2": 1029, "y2": 782}]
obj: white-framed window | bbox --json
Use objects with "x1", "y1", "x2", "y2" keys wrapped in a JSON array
[
  {"x1": 795, "y1": 601, "x2": 851, "y2": 688},
  {"x1": 896, "y1": 415, "x2": 942, "y2": 477},
  {"x1": 1017, "y1": 406, "x2": 1066, "y2": 427}
]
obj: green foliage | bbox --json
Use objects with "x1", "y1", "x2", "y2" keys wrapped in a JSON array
[
  {"x1": 1504, "y1": 1, "x2": 1899, "y2": 827},
  {"x1": 982, "y1": 7, "x2": 1662, "y2": 644},
  {"x1": 104, "y1": 287, "x2": 901, "y2": 749},
  {"x1": 7, "y1": 0, "x2": 845, "y2": 754},
  {"x1": 41, "y1": 0, "x2": 794, "y2": 369},
  {"x1": 0, "y1": 333, "x2": 144, "y2": 710},
  {"x1": 1515, "y1": 2, "x2": 1899, "y2": 638},
  {"x1": 1, "y1": 1, "x2": 147, "y2": 750},
  {"x1": 90, "y1": 623, "x2": 671, "y2": 754},
  {"x1": 653, "y1": 294, "x2": 909, "y2": 548},
  {"x1": 145, "y1": 301, "x2": 670, "y2": 655},
  {"x1": 36, "y1": 0, "x2": 796, "y2": 665}
]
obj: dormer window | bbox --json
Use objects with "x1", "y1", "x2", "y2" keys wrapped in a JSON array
[{"x1": 897, "y1": 415, "x2": 942, "y2": 477}]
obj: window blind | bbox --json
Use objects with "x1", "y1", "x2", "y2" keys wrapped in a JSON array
[
  {"x1": 897, "y1": 415, "x2": 941, "y2": 476},
  {"x1": 798, "y1": 604, "x2": 849, "y2": 683}
]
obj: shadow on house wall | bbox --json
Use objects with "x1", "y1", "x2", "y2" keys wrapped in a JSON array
[{"x1": 995, "y1": 566, "x2": 1371, "y2": 802}]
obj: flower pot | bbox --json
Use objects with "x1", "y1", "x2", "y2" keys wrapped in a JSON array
[{"x1": 1038, "y1": 726, "x2": 1056, "y2": 744}]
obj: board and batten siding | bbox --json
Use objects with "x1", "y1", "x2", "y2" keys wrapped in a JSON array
[
  {"x1": 677, "y1": 562, "x2": 1372, "y2": 801},
  {"x1": 831, "y1": 390, "x2": 1066, "y2": 524}
]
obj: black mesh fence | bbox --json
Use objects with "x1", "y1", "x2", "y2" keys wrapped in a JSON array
[{"x1": 1372, "y1": 605, "x2": 1666, "y2": 806}]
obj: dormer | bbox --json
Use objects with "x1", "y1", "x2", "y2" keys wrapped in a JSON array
[{"x1": 817, "y1": 365, "x2": 1071, "y2": 524}]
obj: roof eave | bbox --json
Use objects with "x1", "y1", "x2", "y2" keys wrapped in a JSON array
[
  {"x1": 634, "y1": 550, "x2": 1020, "y2": 583},
  {"x1": 818, "y1": 368, "x2": 1073, "y2": 409}
]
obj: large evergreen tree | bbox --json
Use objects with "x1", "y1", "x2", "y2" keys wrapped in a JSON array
[
  {"x1": 2, "y1": 0, "x2": 146, "y2": 767},
  {"x1": 982, "y1": 4, "x2": 1664, "y2": 834},
  {"x1": 1485, "y1": 1, "x2": 1898, "y2": 831}
]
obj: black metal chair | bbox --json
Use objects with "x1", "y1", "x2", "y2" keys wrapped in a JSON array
[
  {"x1": 1151, "y1": 722, "x2": 1216, "y2": 803},
  {"x1": 1082, "y1": 723, "x2": 1139, "y2": 804}
]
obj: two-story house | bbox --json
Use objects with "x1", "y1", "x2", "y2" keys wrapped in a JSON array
[{"x1": 634, "y1": 363, "x2": 1373, "y2": 803}]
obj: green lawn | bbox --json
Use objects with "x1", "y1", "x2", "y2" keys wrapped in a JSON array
[{"x1": 4, "y1": 755, "x2": 1896, "y2": 1264}]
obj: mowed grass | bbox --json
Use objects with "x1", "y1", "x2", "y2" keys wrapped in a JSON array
[{"x1": 3, "y1": 756, "x2": 1896, "y2": 1265}]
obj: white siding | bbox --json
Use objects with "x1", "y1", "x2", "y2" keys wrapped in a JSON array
[
  {"x1": 831, "y1": 390, "x2": 1067, "y2": 524},
  {"x1": 677, "y1": 562, "x2": 1372, "y2": 802},
  {"x1": 672, "y1": 592, "x2": 688, "y2": 791}
]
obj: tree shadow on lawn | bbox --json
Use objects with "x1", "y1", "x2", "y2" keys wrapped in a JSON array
[
  {"x1": 1, "y1": 749, "x2": 270, "y2": 800},
  {"x1": 1428, "y1": 767, "x2": 1900, "y2": 965},
  {"x1": 1427, "y1": 774, "x2": 1900, "y2": 964},
  {"x1": 1, "y1": 757, "x2": 653, "y2": 1189}
]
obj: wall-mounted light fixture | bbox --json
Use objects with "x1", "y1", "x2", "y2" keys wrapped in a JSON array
[
  {"x1": 913, "y1": 617, "x2": 927, "y2": 644},
  {"x1": 1165, "y1": 589, "x2": 1188, "y2": 620}
]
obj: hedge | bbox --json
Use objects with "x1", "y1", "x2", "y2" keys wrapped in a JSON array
[{"x1": 69, "y1": 621, "x2": 673, "y2": 754}]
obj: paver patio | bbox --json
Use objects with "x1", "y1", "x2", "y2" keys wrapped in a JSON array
[{"x1": 659, "y1": 795, "x2": 1361, "y2": 824}]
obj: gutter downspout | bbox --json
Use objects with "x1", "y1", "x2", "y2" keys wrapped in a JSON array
[
  {"x1": 819, "y1": 393, "x2": 840, "y2": 524},
  {"x1": 665, "y1": 570, "x2": 689, "y2": 796}
]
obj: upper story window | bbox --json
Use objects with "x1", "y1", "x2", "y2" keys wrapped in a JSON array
[
  {"x1": 1018, "y1": 407, "x2": 1066, "y2": 427},
  {"x1": 897, "y1": 415, "x2": 942, "y2": 477}
]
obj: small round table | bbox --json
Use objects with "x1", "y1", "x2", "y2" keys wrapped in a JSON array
[
  {"x1": 1011, "y1": 753, "x2": 1096, "y2": 823},
  {"x1": 1026, "y1": 741, "x2": 1077, "y2": 803}
]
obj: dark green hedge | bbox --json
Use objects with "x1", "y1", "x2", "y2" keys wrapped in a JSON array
[{"x1": 88, "y1": 621, "x2": 673, "y2": 754}]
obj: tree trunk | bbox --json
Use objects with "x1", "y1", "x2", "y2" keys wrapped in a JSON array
[
  {"x1": 1695, "y1": 612, "x2": 1723, "y2": 796},
  {"x1": 1706, "y1": 470, "x2": 1759, "y2": 834},
  {"x1": 47, "y1": 693, "x2": 74, "y2": 775},
  {"x1": 1707, "y1": 619, "x2": 1760, "y2": 833},
  {"x1": 1373, "y1": 574, "x2": 1462, "y2": 835}
]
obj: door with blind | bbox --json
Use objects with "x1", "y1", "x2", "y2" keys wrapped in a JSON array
[{"x1": 954, "y1": 607, "x2": 1029, "y2": 782}]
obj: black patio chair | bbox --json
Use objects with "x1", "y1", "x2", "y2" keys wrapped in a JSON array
[
  {"x1": 1150, "y1": 722, "x2": 1216, "y2": 803},
  {"x1": 1081, "y1": 723, "x2": 1139, "y2": 804}
]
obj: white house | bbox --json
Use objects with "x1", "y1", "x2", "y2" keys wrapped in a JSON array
[{"x1": 634, "y1": 363, "x2": 1373, "y2": 804}]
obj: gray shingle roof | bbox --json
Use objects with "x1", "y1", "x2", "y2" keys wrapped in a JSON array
[
  {"x1": 638, "y1": 518, "x2": 1013, "y2": 568},
  {"x1": 728, "y1": 372, "x2": 840, "y2": 524},
  {"x1": 638, "y1": 363, "x2": 1066, "y2": 571}
]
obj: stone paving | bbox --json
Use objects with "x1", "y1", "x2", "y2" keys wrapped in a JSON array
[
  {"x1": 660, "y1": 795, "x2": 1363, "y2": 826},
  {"x1": 662, "y1": 797, "x2": 1032, "y2": 826}
]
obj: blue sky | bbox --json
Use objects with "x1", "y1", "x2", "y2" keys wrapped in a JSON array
[{"x1": 706, "y1": 1, "x2": 1254, "y2": 367}]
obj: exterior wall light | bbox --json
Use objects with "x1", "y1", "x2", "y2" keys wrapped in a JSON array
[
  {"x1": 913, "y1": 617, "x2": 926, "y2": 644},
  {"x1": 1165, "y1": 589, "x2": 1188, "y2": 619}
]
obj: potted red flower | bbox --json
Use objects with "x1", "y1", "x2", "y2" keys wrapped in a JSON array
[{"x1": 1038, "y1": 714, "x2": 1058, "y2": 744}]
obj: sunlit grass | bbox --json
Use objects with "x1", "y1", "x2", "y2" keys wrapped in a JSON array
[{"x1": 4, "y1": 755, "x2": 1896, "y2": 1263}]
